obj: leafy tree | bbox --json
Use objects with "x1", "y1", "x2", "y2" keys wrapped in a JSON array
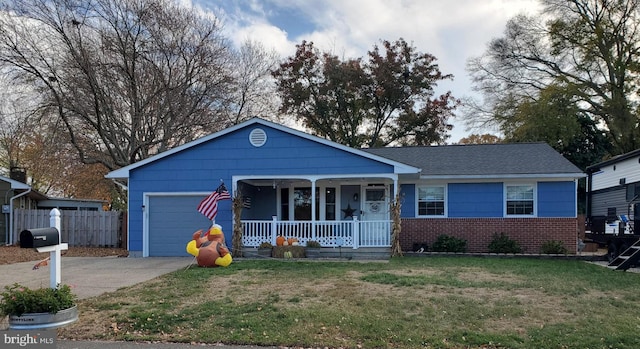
[
  {"x1": 273, "y1": 39, "x2": 458, "y2": 148},
  {"x1": 458, "y1": 134, "x2": 502, "y2": 144},
  {"x1": 502, "y1": 84, "x2": 610, "y2": 171},
  {"x1": 467, "y1": 0, "x2": 640, "y2": 156}
]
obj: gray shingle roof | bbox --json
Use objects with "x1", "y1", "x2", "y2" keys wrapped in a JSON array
[{"x1": 363, "y1": 142, "x2": 583, "y2": 177}]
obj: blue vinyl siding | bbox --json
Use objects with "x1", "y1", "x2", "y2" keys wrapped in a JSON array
[
  {"x1": 126, "y1": 124, "x2": 396, "y2": 253},
  {"x1": 400, "y1": 184, "x2": 415, "y2": 217},
  {"x1": 448, "y1": 183, "x2": 503, "y2": 217},
  {"x1": 537, "y1": 181, "x2": 576, "y2": 217}
]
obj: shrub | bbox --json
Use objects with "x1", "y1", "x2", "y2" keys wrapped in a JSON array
[
  {"x1": 431, "y1": 235, "x2": 467, "y2": 253},
  {"x1": 540, "y1": 240, "x2": 568, "y2": 254},
  {"x1": 488, "y1": 233, "x2": 522, "y2": 254},
  {"x1": 306, "y1": 240, "x2": 321, "y2": 248},
  {"x1": 258, "y1": 242, "x2": 273, "y2": 249},
  {"x1": 0, "y1": 283, "x2": 76, "y2": 316}
]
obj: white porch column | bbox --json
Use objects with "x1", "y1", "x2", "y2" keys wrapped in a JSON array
[
  {"x1": 311, "y1": 179, "x2": 317, "y2": 241},
  {"x1": 271, "y1": 216, "x2": 278, "y2": 245},
  {"x1": 352, "y1": 216, "x2": 359, "y2": 249},
  {"x1": 393, "y1": 176, "x2": 399, "y2": 198}
]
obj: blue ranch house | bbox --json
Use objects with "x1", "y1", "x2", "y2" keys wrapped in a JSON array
[{"x1": 106, "y1": 118, "x2": 584, "y2": 257}]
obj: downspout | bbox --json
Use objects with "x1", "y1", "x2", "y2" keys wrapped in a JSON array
[
  {"x1": 111, "y1": 179, "x2": 129, "y2": 191},
  {"x1": 8, "y1": 188, "x2": 31, "y2": 245}
]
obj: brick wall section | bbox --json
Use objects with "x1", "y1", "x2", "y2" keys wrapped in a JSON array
[{"x1": 401, "y1": 218, "x2": 579, "y2": 254}]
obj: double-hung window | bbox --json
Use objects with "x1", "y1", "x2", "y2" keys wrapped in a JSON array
[
  {"x1": 418, "y1": 186, "x2": 445, "y2": 216},
  {"x1": 505, "y1": 184, "x2": 535, "y2": 216}
]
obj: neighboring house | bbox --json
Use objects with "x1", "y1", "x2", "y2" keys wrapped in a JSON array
[
  {"x1": 0, "y1": 174, "x2": 45, "y2": 245},
  {"x1": 586, "y1": 149, "x2": 640, "y2": 231},
  {"x1": 38, "y1": 198, "x2": 106, "y2": 212},
  {"x1": 106, "y1": 118, "x2": 584, "y2": 257},
  {"x1": 0, "y1": 172, "x2": 107, "y2": 245}
]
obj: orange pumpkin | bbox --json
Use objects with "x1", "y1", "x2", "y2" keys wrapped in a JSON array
[{"x1": 276, "y1": 236, "x2": 285, "y2": 246}]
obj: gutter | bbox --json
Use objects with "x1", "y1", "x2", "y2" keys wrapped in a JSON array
[{"x1": 8, "y1": 188, "x2": 31, "y2": 245}]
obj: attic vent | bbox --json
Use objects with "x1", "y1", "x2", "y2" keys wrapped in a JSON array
[{"x1": 249, "y1": 128, "x2": 267, "y2": 147}]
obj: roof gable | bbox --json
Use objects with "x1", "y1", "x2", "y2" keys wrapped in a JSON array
[
  {"x1": 364, "y1": 143, "x2": 584, "y2": 178},
  {"x1": 0, "y1": 175, "x2": 30, "y2": 190},
  {"x1": 106, "y1": 118, "x2": 420, "y2": 179},
  {"x1": 586, "y1": 148, "x2": 640, "y2": 172}
]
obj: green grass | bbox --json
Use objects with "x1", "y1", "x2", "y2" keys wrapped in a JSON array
[{"x1": 62, "y1": 257, "x2": 640, "y2": 349}]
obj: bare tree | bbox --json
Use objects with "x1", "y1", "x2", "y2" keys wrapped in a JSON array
[
  {"x1": 0, "y1": 81, "x2": 38, "y2": 173},
  {"x1": 0, "y1": 0, "x2": 235, "y2": 171},
  {"x1": 226, "y1": 39, "x2": 280, "y2": 125}
]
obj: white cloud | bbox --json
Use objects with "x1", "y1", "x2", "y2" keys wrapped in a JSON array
[{"x1": 231, "y1": 22, "x2": 293, "y2": 56}]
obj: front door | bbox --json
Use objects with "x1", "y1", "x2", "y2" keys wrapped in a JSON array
[
  {"x1": 361, "y1": 186, "x2": 389, "y2": 246},
  {"x1": 362, "y1": 187, "x2": 387, "y2": 221}
]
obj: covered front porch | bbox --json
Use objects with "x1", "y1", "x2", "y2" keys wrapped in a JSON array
[
  {"x1": 242, "y1": 217, "x2": 392, "y2": 248},
  {"x1": 233, "y1": 174, "x2": 398, "y2": 249}
]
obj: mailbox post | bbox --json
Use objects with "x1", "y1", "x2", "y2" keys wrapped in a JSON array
[
  {"x1": 48, "y1": 208, "x2": 66, "y2": 289},
  {"x1": 19, "y1": 209, "x2": 67, "y2": 289}
]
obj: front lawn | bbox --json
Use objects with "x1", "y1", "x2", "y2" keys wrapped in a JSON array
[{"x1": 59, "y1": 257, "x2": 640, "y2": 348}]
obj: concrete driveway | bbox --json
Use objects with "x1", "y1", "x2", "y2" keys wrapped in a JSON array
[{"x1": 0, "y1": 256, "x2": 194, "y2": 299}]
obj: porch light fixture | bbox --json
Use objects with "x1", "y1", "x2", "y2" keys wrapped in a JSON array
[{"x1": 353, "y1": 193, "x2": 358, "y2": 202}]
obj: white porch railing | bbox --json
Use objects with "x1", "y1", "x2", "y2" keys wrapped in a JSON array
[{"x1": 242, "y1": 217, "x2": 391, "y2": 249}]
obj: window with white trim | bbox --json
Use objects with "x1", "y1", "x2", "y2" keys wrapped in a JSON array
[
  {"x1": 506, "y1": 184, "x2": 535, "y2": 215},
  {"x1": 418, "y1": 186, "x2": 445, "y2": 216}
]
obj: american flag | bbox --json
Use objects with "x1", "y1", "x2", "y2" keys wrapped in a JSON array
[{"x1": 197, "y1": 182, "x2": 231, "y2": 220}]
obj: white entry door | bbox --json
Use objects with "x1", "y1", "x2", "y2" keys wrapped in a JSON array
[
  {"x1": 362, "y1": 187, "x2": 388, "y2": 220},
  {"x1": 360, "y1": 186, "x2": 389, "y2": 246}
]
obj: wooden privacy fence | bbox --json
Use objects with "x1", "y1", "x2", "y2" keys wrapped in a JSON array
[{"x1": 13, "y1": 209, "x2": 124, "y2": 247}]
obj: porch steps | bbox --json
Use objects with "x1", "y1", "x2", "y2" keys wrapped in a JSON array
[
  {"x1": 608, "y1": 239, "x2": 640, "y2": 271},
  {"x1": 332, "y1": 247, "x2": 391, "y2": 260}
]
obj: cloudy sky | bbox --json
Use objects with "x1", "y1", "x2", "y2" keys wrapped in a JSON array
[{"x1": 195, "y1": 0, "x2": 542, "y2": 142}]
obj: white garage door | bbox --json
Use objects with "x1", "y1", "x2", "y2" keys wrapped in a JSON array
[{"x1": 147, "y1": 195, "x2": 217, "y2": 256}]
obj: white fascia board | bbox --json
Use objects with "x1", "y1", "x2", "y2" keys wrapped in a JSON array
[{"x1": 105, "y1": 118, "x2": 422, "y2": 179}]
